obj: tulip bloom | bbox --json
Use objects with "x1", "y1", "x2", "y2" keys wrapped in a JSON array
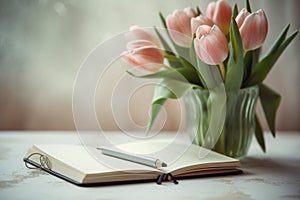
[
  {"x1": 125, "y1": 25, "x2": 161, "y2": 47},
  {"x1": 122, "y1": 40, "x2": 164, "y2": 72},
  {"x1": 194, "y1": 25, "x2": 228, "y2": 65},
  {"x1": 236, "y1": 9, "x2": 268, "y2": 51},
  {"x1": 166, "y1": 7, "x2": 197, "y2": 47},
  {"x1": 191, "y1": 15, "x2": 214, "y2": 35},
  {"x1": 206, "y1": 0, "x2": 232, "y2": 34},
  {"x1": 235, "y1": 8, "x2": 250, "y2": 28}
]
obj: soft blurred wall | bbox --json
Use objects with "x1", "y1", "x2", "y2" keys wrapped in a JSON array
[{"x1": 0, "y1": 0, "x2": 299, "y2": 131}]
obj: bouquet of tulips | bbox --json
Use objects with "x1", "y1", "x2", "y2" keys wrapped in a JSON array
[{"x1": 122, "y1": 0, "x2": 298, "y2": 152}]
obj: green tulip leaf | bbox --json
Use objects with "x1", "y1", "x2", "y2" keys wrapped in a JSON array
[
  {"x1": 246, "y1": 0, "x2": 252, "y2": 12},
  {"x1": 173, "y1": 45, "x2": 191, "y2": 66},
  {"x1": 159, "y1": 12, "x2": 167, "y2": 29},
  {"x1": 255, "y1": 114, "x2": 266, "y2": 152},
  {"x1": 196, "y1": 6, "x2": 201, "y2": 15},
  {"x1": 146, "y1": 99, "x2": 166, "y2": 134},
  {"x1": 189, "y1": 35, "x2": 197, "y2": 67},
  {"x1": 154, "y1": 27, "x2": 183, "y2": 69},
  {"x1": 242, "y1": 51, "x2": 252, "y2": 85},
  {"x1": 195, "y1": 55, "x2": 227, "y2": 92},
  {"x1": 189, "y1": 37, "x2": 209, "y2": 88},
  {"x1": 225, "y1": 17, "x2": 244, "y2": 91},
  {"x1": 248, "y1": 26, "x2": 298, "y2": 86},
  {"x1": 146, "y1": 78, "x2": 196, "y2": 133},
  {"x1": 191, "y1": 35, "x2": 224, "y2": 90},
  {"x1": 265, "y1": 24, "x2": 290, "y2": 56},
  {"x1": 242, "y1": 48, "x2": 260, "y2": 87},
  {"x1": 157, "y1": 12, "x2": 192, "y2": 66},
  {"x1": 154, "y1": 27, "x2": 173, "y2": 53},
  {"x1": 251, "y1": 47, "x2": 260, "y2": 66},
  {"x1": 233, "y1": 4, "x2": 238, "y2": 19},
  {"x1": 195, "y1": 57, "x2": 213, "y2": 90},
  {"x1": 259, "y1": 84, "x2": 281, "y2": 137},
  {"x1": 127, "y1": 67, "x2": 202, "y2": 86}
]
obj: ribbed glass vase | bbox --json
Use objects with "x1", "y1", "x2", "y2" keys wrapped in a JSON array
[{"x1": 185, "y1": 86, "x2": 259, "y2": 159}]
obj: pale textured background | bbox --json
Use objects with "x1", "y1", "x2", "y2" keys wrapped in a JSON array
[{"x1": 0, "y1": 0, "x2": 299, "y2": 131}]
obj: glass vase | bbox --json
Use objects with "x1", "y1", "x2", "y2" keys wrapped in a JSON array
[{"x1": 185, "y1": 85, "x2": 259, "y2": 159}]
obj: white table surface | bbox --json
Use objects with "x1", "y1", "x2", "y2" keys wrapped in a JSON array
[{"x1": 0, "y1": 131, "x2": 299, "y2": 200}]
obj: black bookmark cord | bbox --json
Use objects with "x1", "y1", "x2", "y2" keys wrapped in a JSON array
[{"x1": 156, "y1": 173, "x2": 178, "y2": 185}]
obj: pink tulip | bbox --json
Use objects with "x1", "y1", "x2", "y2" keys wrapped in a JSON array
[
  {"x1": 206, "y1": 0, "x2": 232, "y2": 34},
  {"x1": 183, "y1": 7, "x2": 198, "y2": 18},
  {"x1": 194, "y1": 25, "x2": 228, "y2": 65},
  {"x1": 236, "y1": 9, "x2": 268, "y2": 51},
  {"x1": 235, "y1": 8, "x2": 250, "y2": 29},
  {"x1": 191, "y1": 15, "x2": 214, "y2": 35},
  {"x1": 166, "y1": 7, "x2": 197, "y2": 47},
  {"x1": 123, "y1": 26, "x2": 164, "y2": 72},
  {"x1": 125, "y1": 25, "x2": 161, "y2": 47},
  {"x1": 122, "y1": 40, "x2": 164, "y2": 72}
]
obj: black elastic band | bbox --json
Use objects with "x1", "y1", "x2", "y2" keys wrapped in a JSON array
[{"x1": 156, "y1": 173, "x2": 178, "y2": 185}]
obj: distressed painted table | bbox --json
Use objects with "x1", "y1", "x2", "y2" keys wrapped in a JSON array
[{"x1": 0, "y1": 131, "x2": 299, "y2": 200}]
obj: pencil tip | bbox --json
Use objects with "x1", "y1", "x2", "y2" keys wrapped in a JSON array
[{"x1": 162, "y1": 162, "x2": 167, "y2": 167}]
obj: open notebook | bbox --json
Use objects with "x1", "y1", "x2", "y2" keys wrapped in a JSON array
[{"x1": 23, "y1": 140, "x2": 241, "y2": 186}]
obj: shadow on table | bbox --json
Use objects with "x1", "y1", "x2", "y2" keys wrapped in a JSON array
[{"x1": 241, "y1": 156, "x2": 300, "y2": 177}]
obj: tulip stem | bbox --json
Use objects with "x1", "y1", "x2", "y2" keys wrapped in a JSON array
[
  {"x1": 219, "y1": 62, "x2": 226, "y2": 81},
  {"x1": 163, "y1": 53, "x2": 181, "y2": 62}
]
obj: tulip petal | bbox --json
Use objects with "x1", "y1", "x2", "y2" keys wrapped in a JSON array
[
  {"x1": 194, "y1": 25, "x2": 228, "y2": 65},
  {"x1": 206, "y1": 0, "x2": 232, "y2": 34},
  {"x1": 126, "y1": 40, "x2": 156, "y2": 51},
  {"x1": 173, "y1": 11, "x2": 191, "y2": 40},
  {"x1": 195, "y1": 25, "x2": 211, "y2": 38},
  {"x1": 123, "y1": 39, "x2": 164, "y2": 72},
  {"x1": 235, "y1": 8, "x2": 250, "y2": 28},
  {"x1": 206, "y1": 2, "x2": 216, "y2": 20},
  {"x1": 166, "y1": 8, "x2": 196, "y2": 47},
  {"x1": 125, "y1": 26, "x2": 161, "y2": 47},
  {"x1": 191, "y1": 15, "x2": 214, "y2": 34},
  {"x1": 239, "y1": 9, "x2": 268, "y2": 51},
  {"x1": 213, "y1": 0, "x2": 232, "y2": 33},
  {"x1": 184, "y1": 7, "x2": 197, "y2": 18},
  {"x1": 201, "y1": 33, "x2": 228, "y2": 65}
]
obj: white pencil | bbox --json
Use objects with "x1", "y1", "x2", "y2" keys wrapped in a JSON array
[{"x1": 97, "y1": 146, "x2": 167, "y2": 168}]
